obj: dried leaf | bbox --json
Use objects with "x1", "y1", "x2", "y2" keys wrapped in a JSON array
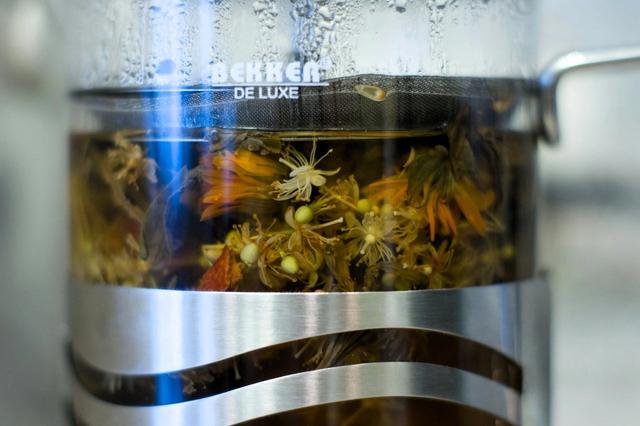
[
  {"x1": 197, "y1": 246, "x2": 242, "y2": 291},
  {"x1": 406, "y1": 147, "x2": 447, "y2": 204}
]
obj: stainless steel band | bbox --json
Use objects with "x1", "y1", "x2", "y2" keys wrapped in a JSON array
[
  {"x1": 69, "y1": 279, "x2": 531, "y2": 376},
  {"x1": 73, "y1": 362, "x2": 521, "y2": 426},
  {"x1": 70, "y1": 277, "x2": 550, "y2": 425}
]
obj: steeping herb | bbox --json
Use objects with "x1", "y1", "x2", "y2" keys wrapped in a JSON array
[{"x1": 70, "y1": 100, "x2": 530, "y2": 293}]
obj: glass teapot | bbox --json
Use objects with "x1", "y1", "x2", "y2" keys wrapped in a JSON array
[{"x1": 66, "y1": 1, "x2": 640, "y2": 425}]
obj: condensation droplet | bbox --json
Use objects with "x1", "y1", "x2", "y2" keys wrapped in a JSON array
[
  {"x1": 251, "y1": 0, "x2": 280, "y2": 62},
  {"x1": 394, "y1": 0, "x2": 407, "y2": 13},
  {"x1": 318, "y1": 6, "x2": 333, "y2": 20},
  {"x1": 386, "y1": 0, "x2": 408, "y2": 12},
  {"x1": 252, "y1": 0, "x2": 267, "y2": 14}
]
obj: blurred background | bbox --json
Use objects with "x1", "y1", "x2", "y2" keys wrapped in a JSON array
[{"x1": 0, "y1": 0, "x2": 639, "y2": 425}]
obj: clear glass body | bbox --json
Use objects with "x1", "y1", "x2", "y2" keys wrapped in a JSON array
[{"x1": 68, "y1": 1, "x2": 538, "y2": 424}]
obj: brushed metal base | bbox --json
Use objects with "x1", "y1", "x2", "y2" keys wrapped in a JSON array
[
  {"x1": 73, "y1": 362, "x2": 520, "y2": 426},
  {"x1": 69, "y1": 277, "x2": 549, "y2": 425}
]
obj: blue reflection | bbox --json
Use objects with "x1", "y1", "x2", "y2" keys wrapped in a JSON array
[
  {"x1": 139, "y1": 0, "x2": 232, "y2": 289},
  {"x1": 155, "y1": 374, "x2": 184, "y2": 405}
]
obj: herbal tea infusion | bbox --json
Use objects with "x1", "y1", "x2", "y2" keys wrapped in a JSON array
[
  {"x1": 70, "y1": 82, "x2": 535, "y2": 293},
  {"x1": 70, "y1": 77, "x2": 536, "y2": 423}
]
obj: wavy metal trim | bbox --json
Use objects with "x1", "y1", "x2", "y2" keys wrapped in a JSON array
[
  {"x1": 73, "y1": 362, "x2": 521, "y2": 426},
  {"x1": 71, "y1": 329, "x2": 523, "y2": 407},
  {"x1": 69, "y1": 279, "x2": 542, "y2": 375}
]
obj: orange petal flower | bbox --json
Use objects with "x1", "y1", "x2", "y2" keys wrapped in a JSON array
[
  {"x1": 363, "y1": 175, "x2": 408, "y2": 207},
  {"x1": 212, "y1": 149, "x2": 284, "y2": 178},
  {"x1": 423, "y1": 183, "x2": 494, "y2": 241},
  {"x1": 201, "y1": 149, "x2": 284, "y2": 221},
  {"x1": 437, "y1": 199, "x2": 457, "y2": 237},
  {"x1": 452, "y1": 178, "x2": 495, "y2": 236}
]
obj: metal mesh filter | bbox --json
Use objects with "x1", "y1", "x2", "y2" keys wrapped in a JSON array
[{"x1": 72, "y1": 75, "x2": 533, "y2": 132}]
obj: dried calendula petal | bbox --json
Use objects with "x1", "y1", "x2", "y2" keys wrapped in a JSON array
[{"x1": 354, "y1": 84, "x2": 386, "y2": 102}]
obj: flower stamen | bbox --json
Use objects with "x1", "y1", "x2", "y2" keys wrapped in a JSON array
[{"x1": 272, "y1": 141, "x2": 340, "y2": 202}]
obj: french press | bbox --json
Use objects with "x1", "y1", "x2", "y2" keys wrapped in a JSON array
[{"x1": 66, "y1": 1, "x2": 640, "y2": 425}]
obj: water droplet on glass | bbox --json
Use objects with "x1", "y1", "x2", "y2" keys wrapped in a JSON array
[
  {"x1": 253, "y1": 0, "x2": 267, "y2": 14},
  {"x1": 318, "y1": 6, "x2": 333, "y2": 20},
  {"x1": 394, "y1": 0, "x2": 407, "y2": 13}
]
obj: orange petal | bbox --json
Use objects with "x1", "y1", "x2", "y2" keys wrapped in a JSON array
[
  {"x1": 443, "y1": 204, "x2": 458, "y2": 236},
  {"x1": 437, "y1": 203, "x2": 449, "y2": 235},
  {"x1": 200, "y1": 204, "x2": 231, "y2": 221},
  {"x1": 461, "y1": 178, "x2": 495, "y2": 210},
  {"x1": 426, "y1": 192, "x2": 438, "y2": 241},
  {"x1": 364, "y1": 176, "x2": 408, "y2": 205},
  {"x1": 438, "y1": 201, "x2": 458, "y2": 236},
  {"x1": 214, "y1": 150, "x2": 281, "y2": 178},
  {"x1": 453, "y1": 184, "x2": 486, "y2": 235}
]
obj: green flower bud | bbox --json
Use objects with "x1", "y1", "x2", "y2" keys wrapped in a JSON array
[
  {"x1": 294, "y1": 205, "x2": 314, "y2": 224},
  {"x1": 280, "y1": 255, "x2": 299, "y2": 274},
  {"x1": 381, "y1": 271, "x2": 396, "y2": 288},
  {"x1": 240, "y1": 243, "x2": 259, "y2": 265},
  {"x1": 356, "y1": 198, "x2": 372, "y2": 214}
]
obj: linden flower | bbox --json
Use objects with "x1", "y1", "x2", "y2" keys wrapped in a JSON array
[
  {"x1": 315, "y1": 175, "x2": 361, "y2": 214},
  {"x1": 108, "y1": 133, "x2": 158, "y2": 188},
  {"x1": 418, "y1": 241, "x2": 455, "y2": 289},
  {"x1": 271, "y1": 141, "x2": 340, "y2": 202},
  {"x1": 284, "y1": 206, "x2": 343, "y2": 272},
  {"x1": 344, "y1": 212, "x2": 395, "y2": 266},
  {"x1": 391, "y1": 205, "x2": 425, "y2": 252},
  {"x1": 256, "y1": 233, "x2": 292, "y2": 290}
]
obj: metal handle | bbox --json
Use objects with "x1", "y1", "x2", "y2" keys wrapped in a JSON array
[{"x1": 539, "y1": 46, "x2": 640, "y2": 145}]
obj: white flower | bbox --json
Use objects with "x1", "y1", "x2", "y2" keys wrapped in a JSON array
[
  {"x1": 271, "y1": 141, "x2": 340, "y2": 202},
  {"x1": 346, "y1": 212, "x2": 395, "y2": 266}
]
